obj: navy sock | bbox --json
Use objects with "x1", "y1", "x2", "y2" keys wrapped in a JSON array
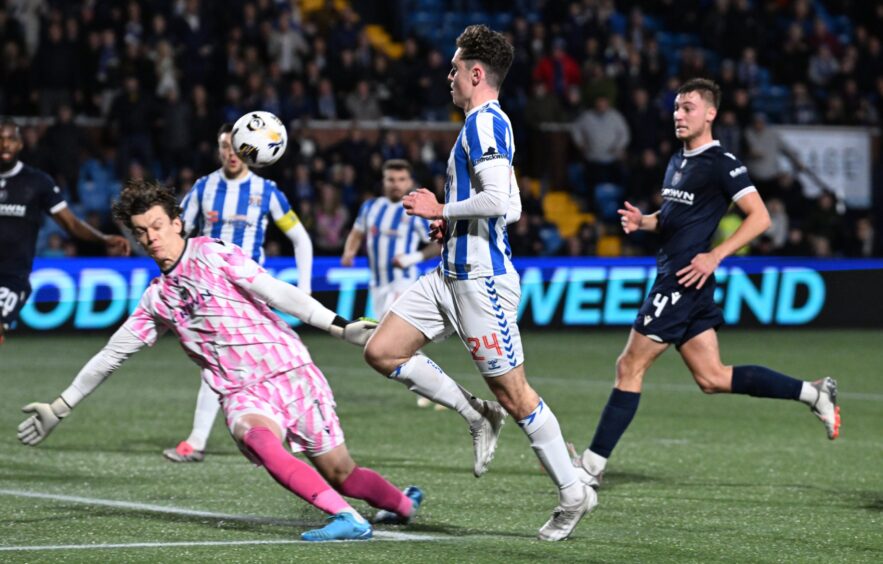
[
  {"x1": 731, "y1": 365, "x2": 802, "y2": 400},
  {"x1": 588, "y1": 388, "x2": 641, "y2": 458}
]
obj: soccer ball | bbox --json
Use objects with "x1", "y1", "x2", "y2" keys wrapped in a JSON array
[{"x1": 231, "y1": 111, "x2": 288, "y2": 167}]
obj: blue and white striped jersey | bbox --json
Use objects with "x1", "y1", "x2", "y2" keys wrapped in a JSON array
[
  {"x1": 443, "y1": 99, "x2": 516, "y2": 279},
  {"x1": 354, "y1": 196, "x2": 431, "y2": 288},
  {"x1": 180, "y1": 170, "x2": 301, "y2": 265}
]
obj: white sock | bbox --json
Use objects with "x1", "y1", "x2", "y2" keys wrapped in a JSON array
[
  {"x1": 582, "y1": 449, "x2": 608, "y2": 474},
  {"x1": 798, "y1": 381, "x2": 818, "y2": 405},
  {"x1": 518, "y1": 399, "x2": 580, "y2": 504},
  {"x1": 340, "y1": 509, "x2": 368, "y2": 524},
  {"x1": 389, "y1": 355, "x2": 483, "y2": 424},
  {"x1": 185, "y1": 379, "x2": 220, "y2": 451}
]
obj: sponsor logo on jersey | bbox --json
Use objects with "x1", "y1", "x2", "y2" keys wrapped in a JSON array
[
  {"x1": 729, "y1": 166, "x2": 747, "y2": 178},
  {"x1": 473, "y1": 146, "x2": 506, "y2": 166},
  {"x1": 0, "y1": 203, "x2": 26, "y2": 217},
  {"x1": 661, "y1": 188, "x2": 695, "y2": 205}
]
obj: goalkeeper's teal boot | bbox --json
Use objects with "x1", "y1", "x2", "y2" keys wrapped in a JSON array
[{"x1": 301, "y1": 512, "x2": 372, "y2": 542}]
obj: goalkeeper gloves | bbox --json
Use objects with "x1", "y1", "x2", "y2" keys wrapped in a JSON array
[
  {"x1": 17, "y1": 397, "x2": 72, "y2": 446},
  {"x1": 328, "y1": 316, "x2": 377, "y2": 346}
]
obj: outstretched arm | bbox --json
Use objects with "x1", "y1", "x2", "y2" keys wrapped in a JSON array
[
  {"x1": 676, "y1": 191, "x2": 770, "y2": 289},
  {"x1": 52, "y1": 207, "x2": 130, "y2": 256},
  {"x1": 18, "y1": 325, "x2": 145, "y2": 446},
  {"x1": 239, "y1": 272, "x2": 376, "y2": 345}
]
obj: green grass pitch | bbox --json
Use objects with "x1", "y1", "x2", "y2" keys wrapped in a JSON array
[{"x1": 1, "y1": 330, "x2": 881, "y2": 563}]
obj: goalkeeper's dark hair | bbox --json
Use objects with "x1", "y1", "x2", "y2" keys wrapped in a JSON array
[
  {"x1": 217, "y1": 122, "x2": 233, "y2": 137},
  {"x1": 455, "y1": 25, "x2": 514, "y2": 89},
  {"x1": 677, "y1": 78, "x2": 721, "y2": 109},
  {"x1": 113, "y1": 179, "x2": 183, "y2": 234}
]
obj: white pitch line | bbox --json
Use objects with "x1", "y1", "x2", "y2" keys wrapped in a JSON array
[
  {"x1": 1, "y1": 540, "x2": 300, "y2": 552},
  {"x1": 0, "y1": 489, "x2": 445, "y2": 544}
]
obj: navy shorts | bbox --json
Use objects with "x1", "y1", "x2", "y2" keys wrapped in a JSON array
[
  {"x1": 633, "y1": 273, "x2": 723, "y2": 347},
  {"x1": 0, "y1": 276, "x2": 31, "y2": 331}
]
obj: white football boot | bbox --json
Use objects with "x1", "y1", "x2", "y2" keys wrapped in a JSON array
[
  {"x1": 537, "y1": 483, "x2": 598, "y2": 541},
  {"x1": 470, "y1": 400, "x2": 506, "y2": 477},
  {"x1": 809, "y1": 377, "x2": 841, "y2": 440}
]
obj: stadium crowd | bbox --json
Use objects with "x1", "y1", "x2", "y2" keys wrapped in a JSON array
[{"x1": 0, "y1": 0, "x2": 878, "y2": 259}]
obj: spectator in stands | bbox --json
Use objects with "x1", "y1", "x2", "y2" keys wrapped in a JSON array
[
  {"x1": 42, "y1": 104, "x2": 86, "y2": 200},
  {"x1": 313, "y1": 181, "x2": 349, "y2": 254},
  {"x1": 571, "y1": 93, "x2": 630, "y2": 207},
  {"x1": 344, "y1": 80, "x2": 382, "y2": 121},
  {"x1": 790, "y1": 82, "x2": 820, "y2": 124},
  {"x1": 532, "y1": 38, "x2": 581, "y2": 99},
  {"x1": 743, "y1": 113, "x2": 785, "y2": 194}
]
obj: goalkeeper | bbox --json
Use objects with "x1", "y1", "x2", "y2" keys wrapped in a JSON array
[{"x1": 17, "y1": 179, "x2": 422, "y2": 542}]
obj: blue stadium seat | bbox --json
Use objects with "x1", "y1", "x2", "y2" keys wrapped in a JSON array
[{"x1": 594, "y1": 183, "x2": 624, "y2": 223}]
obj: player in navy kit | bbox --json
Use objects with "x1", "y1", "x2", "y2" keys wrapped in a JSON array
[
  {"x1": 0, "y1": 120, "x2": 129, "y2": 345},
  {"x1": 571, "y1": 79, "x2": 841, "y2": 489}
]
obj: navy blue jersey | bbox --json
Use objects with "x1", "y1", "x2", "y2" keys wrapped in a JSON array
[
  {"x1": 656, "y1": 141, "x2": 756, "y2": 275},
  {"x1": 0, "y1": 162, "x2": 66, "y2": 279}
]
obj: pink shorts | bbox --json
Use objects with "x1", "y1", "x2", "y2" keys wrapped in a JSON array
[{"x1": 221, "y1": 363, "x2": 345, "y2": 456}]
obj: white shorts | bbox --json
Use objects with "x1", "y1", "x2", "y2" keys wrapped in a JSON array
[
  {"x1": 221, "y1": 364, "x2": 345, "y2": 456},
  {"x1": 371, "y1": 280, "x2": 415, "y2": 320},
  {"x1": 390, "y1": 269, "x2": 525, "y2": 377}
]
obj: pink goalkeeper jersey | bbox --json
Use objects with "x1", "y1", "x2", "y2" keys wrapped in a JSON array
[{"x1": 124, "y1": 237, "x2": 314, "y2": 395}]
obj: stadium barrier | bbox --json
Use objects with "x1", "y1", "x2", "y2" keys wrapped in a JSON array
[{"x1": 17, "y1": 257, "x2": 883, "y2": 332}]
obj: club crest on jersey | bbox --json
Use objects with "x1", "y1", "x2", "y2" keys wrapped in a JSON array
[
  {"x1": 0, "y1": 187, "x2": 6, "y2": 201},
  {"x1": 671, "y1": 171, "x2": 682, "y2": 186},
  {"x1": 249, "y1": 195, "x2": 262, "y2": 207}
]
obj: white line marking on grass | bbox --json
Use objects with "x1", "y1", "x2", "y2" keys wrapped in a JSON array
[{"x1": 0, "y1": 489, "x2": 444, "y2": 545}]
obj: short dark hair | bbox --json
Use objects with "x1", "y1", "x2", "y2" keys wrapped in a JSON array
[
  {"x1": 677, "y1": 78, "x2": 721, "y2": 109},
  {"x1": 382, "y1": 159, "x2": 412, "y2": 175},
  {"x1": 0, "y1": 118, "x2": 21, "y2": 139},
  {"x1": 455, "y1": 25, "x2": 514, "y2": 89},
  {"x1": 217, "y1": 122, "x2": 233, "y2": 137},
  {"x1": 112, "y1": 179, "x2": 182, "y2": 232}
]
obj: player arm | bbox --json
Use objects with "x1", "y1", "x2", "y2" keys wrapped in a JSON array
[
  {"x1": 505, "y1": 170, "x2": 523, "y2": 224},
  {"x1": 17, "y1": 324, "x2": 146, "y2": 446},
  {"x1": 711, "y1": 191, "x2": 771, "y2": 261},
  {"x1": 237, "y1": 272, "x2": 376, "y2": 345},
  {"x1": 441, "y1": 165, "x2": 511, "y2": 220},
  {"x1": 341, "y1": 226, "x2": 364, "y2": 266},
  {"x1": 52, "y1": 206, "x2": 131, "y2": 256},
  {"x1": 280, "y1": 220, "x2": 314, "y2": 294},
  {"x1": 619, "y1": 201, "x2": 660, "y2": 234},
  {"x1": 394, "y1": 240, "x2": 441, "y2": 269}
]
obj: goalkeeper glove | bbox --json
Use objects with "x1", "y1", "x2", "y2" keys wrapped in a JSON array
[
  {"x1": 17, "y1": 397, "x2": 71, "y2": 446},
  {"x1": 328, "y1": 316, "x2": 377, "y2": 346}
]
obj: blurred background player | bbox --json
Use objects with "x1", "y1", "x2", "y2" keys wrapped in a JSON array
[
  {"x1": 163, "y1": 122, "x2": 313, "y2": 463},
  {"x1": 18, "y1": 180, "x2": 421, "y2": 542},
  {"x1": 572, "y1": 79, "x2": 840, "y2": 490},
  {"x1": 0, "y1": 119, "x2": 129, "y2": 345},
  {"x1": 340, "y1": 158, "x2": 442, "y2": 409},
  {"x1": 363, "y1": 25, "x2": 595, "y2": 541}
]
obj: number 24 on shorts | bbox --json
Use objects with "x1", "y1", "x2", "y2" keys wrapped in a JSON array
[{"x1": 467, "y1": 333, "x2": 503, "y2": 361}]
